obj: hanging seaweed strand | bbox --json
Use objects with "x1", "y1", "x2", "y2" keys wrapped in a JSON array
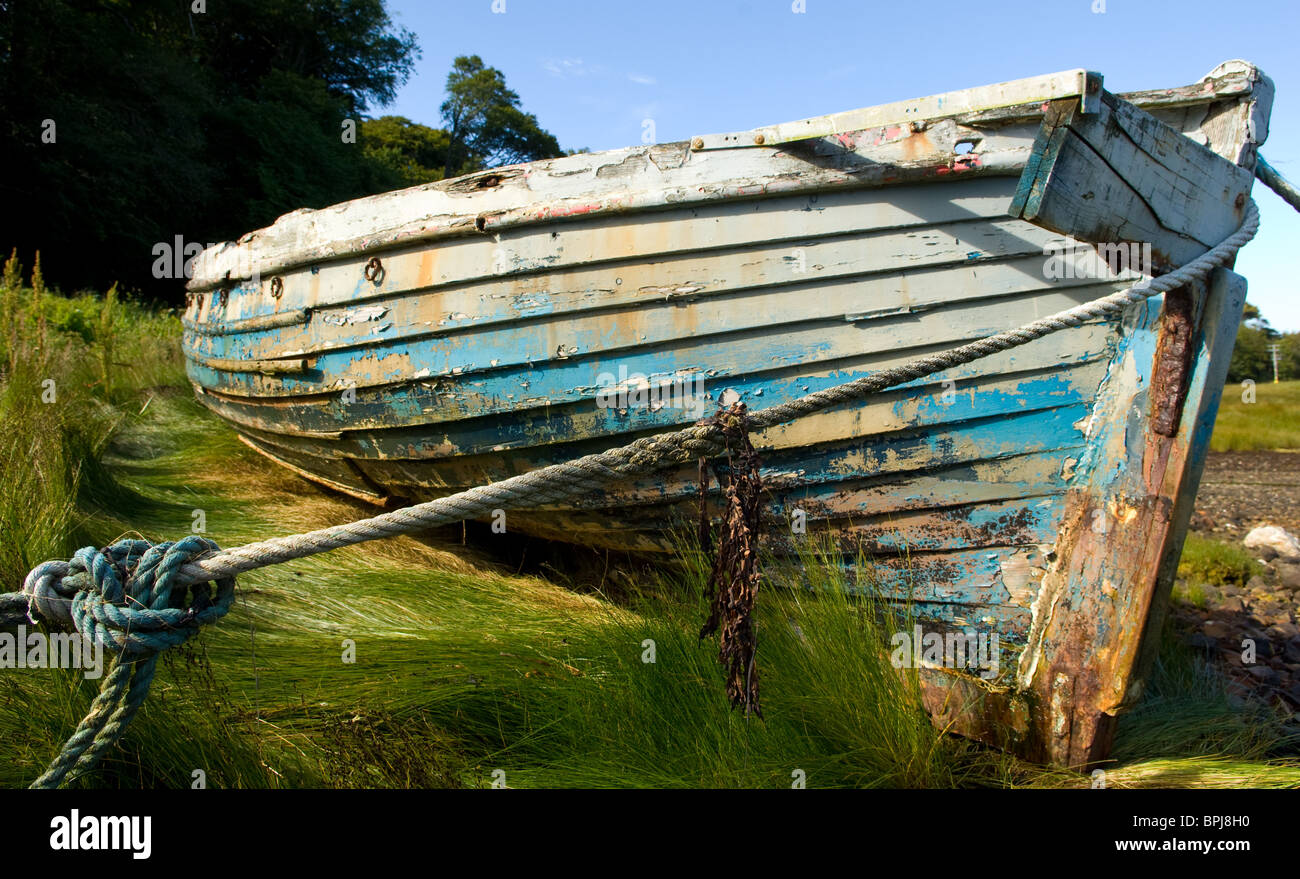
[{"x1": 698, "y1": 401, "x2": 764, "y2": 718}]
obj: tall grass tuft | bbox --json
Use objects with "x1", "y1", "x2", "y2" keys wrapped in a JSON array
[
  {"x1": 1176, "y1": 533, "x2": 1261, "y2": 588},
  {"x1": 2, "y1": 250, "x2": 21, "y2": 374},
  {"x1": 0, "y1": 257, "x2": 183, "y2": 592}
]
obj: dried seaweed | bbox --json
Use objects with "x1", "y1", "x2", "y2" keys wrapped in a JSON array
[{"x1": 698, "y1": 401, "x2": 763, "y2": 717}]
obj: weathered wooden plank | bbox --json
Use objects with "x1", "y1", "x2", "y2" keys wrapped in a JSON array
[
  {"x1": 188, "y1": 131, "x2": 1032, "y2": 292},
  {"x1": 186, "y1": 177, "x2": 1024, "y2": 329},
  {"x1": 186, "y1": 256, "x2": 1135, "y2": 403},
  {"x1": 192, "y1": 321, "x2": 1111, "y2": 462},
  {"x1": 187, "y1": 354, "x2": 308, "y2": 375},
  {"x1": 693, "y1": 68, "x2": 1099, "y2": 150},
  {"x1": 238, "y1": 435, "x2": 385, "y2": 503},
  {"x1": 1119, "y1": 60, "x2": 1273, "y2": 165},
  {"x1": 328, "y1": 401, "x2": 1094, "y2": 507},
  {"x1": 186, "y1": 209, "x2": 1083, "y2": 359},
  {"x1": 1019, "y1": 270, "x2": 1248, "y2": 768},
  {"x1": 1126, "y1": 269, "x2": 1250, "y2": 702},
  {"x1": 187, "y1": 276, "x2": 1124, "y2": 403},
  {"x1": 1011, "y1": 91, "x2": 1256, "y2": 270}
]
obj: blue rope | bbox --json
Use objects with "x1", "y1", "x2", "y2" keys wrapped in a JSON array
[{"x1": 17, "y1": 536, "x2": 235, "y2": 789}]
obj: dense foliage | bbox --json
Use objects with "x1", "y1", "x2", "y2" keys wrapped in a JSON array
[
  {"x1": 1227, "y1": 302, "x2": 1300, "y2": 384},
  {"x1": 0, "y1": 1, "x2": 562, "y2": 300}
]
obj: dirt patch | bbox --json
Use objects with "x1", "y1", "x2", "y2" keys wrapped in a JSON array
[{"x1": 1191, "y1": 450, "x2": 1300, "y2": 536}]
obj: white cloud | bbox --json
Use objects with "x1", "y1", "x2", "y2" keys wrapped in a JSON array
[
  {"x1": 628, "y1": 73, "x2": 656, "y2": 86},
  {"x1": 543, "y1": 58, "x2": 603, "y2": 78}
]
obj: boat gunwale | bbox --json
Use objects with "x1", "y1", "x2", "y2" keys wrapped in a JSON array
[{"x1": 185, "y1": 62, "x2": 1269, "y2": 294}]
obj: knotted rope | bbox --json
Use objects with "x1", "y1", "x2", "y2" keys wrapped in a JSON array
[
  {"x1": 19, "y1": 537, "x2": 234, "y2": 789},
  {"x1": 7, "y1": 156, "x2": 1295, "y2": 787}
]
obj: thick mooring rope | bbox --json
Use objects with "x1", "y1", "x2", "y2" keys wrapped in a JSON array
[
  {"x1": 5, "y1": 157, "x2": 1294, "y2": 787},
  {"x1": 19, "y1": 538, "x2": 233, "y2": 789},
  {"x1": 1257, "y1": 155, "x2": 1300, "y2": 213}
]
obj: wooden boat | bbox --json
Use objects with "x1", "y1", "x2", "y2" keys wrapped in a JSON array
[{"x1": 184, "y1": 60, "x2": 1274, "y2": 768}]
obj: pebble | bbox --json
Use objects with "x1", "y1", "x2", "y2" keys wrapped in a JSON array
[
  {"x1": 1202, "y1": 620, "x2": 1231, "y2": 639},
  {"x1": 1244, "y1": 524, "x2": 1300, "y2": 562},
  {"x1": 1251, "y1": 545, "x2": 1280, "y2": 562},
  {"x1": 1268, "y1": 621, "x2": 1300, "y2": 640},
  {"x1": 1249, "y1": 638, "x2": 1275, "y2": 659},
  {"x1": 1277, "y1": 563, "x2": 1300, "y2": 591},
  {"x1": 1176, "y1": 458, "x2": 1300, "y2": 712},
  {"x1": 1286, "y1": 641, "x2": 1300, "y2": 664}
]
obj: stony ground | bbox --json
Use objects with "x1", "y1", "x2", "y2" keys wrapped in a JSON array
[
  {"x1": 1192, "y1": 451, "x2": 1300, "y2": 536},
  {"x1": 1180, "y1": 451, "x2": 1300, "y2": 720}
]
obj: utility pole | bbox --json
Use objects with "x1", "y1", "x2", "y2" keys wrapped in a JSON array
[{"x1": 1268, "y1": 342, "x2": 1281, "y2": 383}]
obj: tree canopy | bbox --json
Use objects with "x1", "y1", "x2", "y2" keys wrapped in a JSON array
[
  {"x1": 361, "y1": 116, "x2": 451, "y2": 187},
  {"x1": 0, "y1": 4, "x2": 563, "y2": 300},
  {"x1": 440, "y1": 55, "x2": 563, "y2": 177},
  {"x1": 1227, "y1": 301, "x2": 1300, "y2": 384}
]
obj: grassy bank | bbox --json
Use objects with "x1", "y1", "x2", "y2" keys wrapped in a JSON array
[
  {"x1": 1, "y1": 267, "x2": 1297, "y2": 788},
  {"x1": 0, "y1": 253, "x2": 184, "y2": 593},
  {"x1": 1211, "y1": 379, "x2": 1300, "y2": 452}
]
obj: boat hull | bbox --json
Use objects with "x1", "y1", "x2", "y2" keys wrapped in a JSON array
[{"x1": 183, "y1": 62, "x2": 1273, "y2": 767}]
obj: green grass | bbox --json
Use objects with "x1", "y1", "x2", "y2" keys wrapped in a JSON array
[
  {"x1": 1, "y1": 269, "x2": 1297, "y2": 788},
  {"x1": 1171, "y1": 579, "x2": 1209, "y2": 609},
  {"x1": 1176, "y1": 533, "x2": 1262, "y2": 590},
  {"x1": 1211, "y1": 378, "x2": 1300, "y2": 452},
  {"x1": 0, "y1": 397, "x2": 978, "y2": 788},
  {"x1": 0, "y1": 253, "x2": 183, "y2": 594}
]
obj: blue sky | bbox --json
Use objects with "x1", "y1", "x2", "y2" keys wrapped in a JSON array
[{"x1": 384, "y1": 0, "x2": 1300, "y2": 330}]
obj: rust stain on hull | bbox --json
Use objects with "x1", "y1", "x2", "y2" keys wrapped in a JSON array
[{"x1": 1150, "y1": 288, "x2": 1194, "y2": 437}]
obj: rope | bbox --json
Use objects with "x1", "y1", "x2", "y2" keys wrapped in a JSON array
[
  {"x1": 698, "y1": 403, "x2": 764, "y2": 717},
  {"x1": 6, "y1": 166, "x2": 1292, "y2": 785},
  {"x1": 1257, "y1": 155, "x2": 1300, "y2": 213},
  {"x1": 22, "y1": 538, "x2": 234, "y2": 789}
]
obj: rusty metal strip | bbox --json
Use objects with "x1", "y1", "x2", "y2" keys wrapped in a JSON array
[
  {"x1": 185, "y1": 307, "x2": 311, "y2": 336},
  {"x1": 1149, "y1": 289, "x2": 1195, "y2": 437},
  {"x1": 190, "y1": 353, "x2": 308, "y2": 375}
]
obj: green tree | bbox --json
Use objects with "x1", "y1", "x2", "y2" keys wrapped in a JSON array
[
  {"x1": 191, "y1": 0, "x2": 419, "y2": 115},
  {"x1": 1228, "y1": 324, "x2": 1272, "y2": 384},
  {"x1": 361, "y1": 116, "x2": 451, "y2": 187},
  {"x1": 0, "y1": 0, "x2": 418, "y2": 298},
  {"x1": 1276, "y1": 332, "x2": 1300, "y2": 381},
  {"x1": 1226, "y1": 301, "x2": 1280, "y2": 383},
  {"x1": 440, "y1": 55, "x2": 562, "y2": 177}
]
